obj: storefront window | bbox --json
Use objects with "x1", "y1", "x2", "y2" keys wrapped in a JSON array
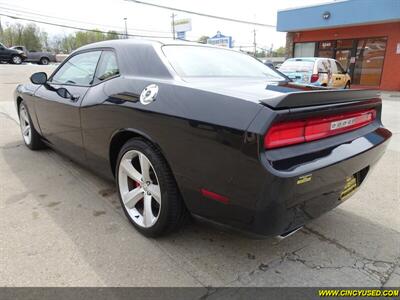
[
  {"x1": 317, "y1": 41, "x2": 334, "y2": 58},
  {"x1": 337, "y1": 39, "x2": 354, "y2": 49},
  {"x1": 353, "y1": 37, "x2": 387, "y2": 86},
  {"x1": 294, "y1": 42, "x2": 316, "y2": 57}
]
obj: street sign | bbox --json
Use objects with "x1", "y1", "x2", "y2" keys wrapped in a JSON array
[
  {"x1": 176, "y1": 31, "x2": 186, "y2": 40},
  {"x1": 207, "y1": 31, "x2": 233, "y2": 48}
]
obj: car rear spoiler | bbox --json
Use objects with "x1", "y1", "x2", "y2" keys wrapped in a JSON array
[{"x1": 260, "y1": 89, "x2": 380, "y2": 110}]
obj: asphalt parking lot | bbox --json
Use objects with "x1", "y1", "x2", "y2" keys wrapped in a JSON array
[{"x1": 0, "y1": 64, "x2": 399, "y2": 289}]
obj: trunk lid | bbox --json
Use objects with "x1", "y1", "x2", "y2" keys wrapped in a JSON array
[{"x1": 186, "y1": 78, "x2": 378, "y2": 110}]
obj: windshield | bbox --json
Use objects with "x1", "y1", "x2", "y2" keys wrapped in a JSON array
[
  {"x1": 279, "y1": 60, "x2": 315, "y2": 73},
  {"x1": 162, "y1": 45, "x2": 284, "y2": 80}
]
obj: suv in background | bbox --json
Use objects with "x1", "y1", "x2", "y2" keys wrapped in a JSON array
[
  {"x1": 278, "y1": 57, "x2": 351, "y2": 89},
  {"x1": 0, "y1": 42, "x2": 25, "y2": 64}
]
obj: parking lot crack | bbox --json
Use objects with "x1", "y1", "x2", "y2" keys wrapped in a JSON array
[
  {"x1": 0, "y1": 111, "x2": 18, "y2": 126},
  {"x1": 379, "y1": 257, "x2": 400, "y2": 287},
  {"x1": 304, "y1": 226, "x2": 398, "y2": 285},
  {"x1": 304, "y1": 226, "x2": 359, "y2": 255},
  {"x1": 227, "y1": 246, "x2": 307, "y2": 286},
  {"x1": 0, "y1": 143, "x2": 23, "y2": 149}
]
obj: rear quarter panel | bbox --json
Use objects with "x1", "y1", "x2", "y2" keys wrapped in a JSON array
[{"x1": 80, "y1": 77, "x2": 263, "y2": 217}]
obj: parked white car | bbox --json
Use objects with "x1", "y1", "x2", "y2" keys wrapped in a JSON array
[{"x1": 278, "y1": 57, "x2": 351, "y2": 89}]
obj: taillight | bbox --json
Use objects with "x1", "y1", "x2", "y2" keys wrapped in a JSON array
[
  {"x1": 310, "y1": 74, "x2": 319, "y2": 83},
  {"x1": 264, "y1": 109, "x2": 376, "y2": 149}
]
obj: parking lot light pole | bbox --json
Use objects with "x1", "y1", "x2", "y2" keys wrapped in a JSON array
[{"x1": 123, "y1": 18, "x2": 128, "y2": 39}]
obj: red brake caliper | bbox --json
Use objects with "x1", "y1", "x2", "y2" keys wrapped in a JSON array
[{"x1": 132, "y1": 179, "x2": 140, "y2": 188}]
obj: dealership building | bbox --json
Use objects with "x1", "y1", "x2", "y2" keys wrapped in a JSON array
[{"x1": 277, "y1": 0, "x2": 400, "y2": 91}]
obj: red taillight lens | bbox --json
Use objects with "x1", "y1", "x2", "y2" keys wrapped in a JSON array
[
  {"x1": 310, "y1": 74, "x2": 319, "y2": 83},
  {"x1": 264, "y1": 121, "x2": 305, "y2": 149},
  {"x1": 264, "y1": 109, "x2": 376, "y2": 149}
]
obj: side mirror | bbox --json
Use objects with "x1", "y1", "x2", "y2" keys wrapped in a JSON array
[
  {"x1": 56, "y1": 87, "x2": 79, "y2": 101},
  {"x1": 30, "y1": 72, "x2": 47, "y2": 85}
]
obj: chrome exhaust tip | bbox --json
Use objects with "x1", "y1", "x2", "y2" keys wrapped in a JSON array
[{"x1": 275, "y1": 226, "x2": 303, "y2": 241}]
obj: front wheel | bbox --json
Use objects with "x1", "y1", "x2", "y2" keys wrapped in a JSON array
[
  {"x1": 116, "y1": 139, "x2": 187, "y2": 237},
  {"x1": 19, "y1": 101, "x2": 45, "y2": 150},
  {"x1": 11, "y1": 55, "x2": 22, "y2": 64}
]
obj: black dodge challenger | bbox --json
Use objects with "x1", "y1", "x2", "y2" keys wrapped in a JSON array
[{"x1": 14, "y1": 39, "x2": 391, "y2": 238}]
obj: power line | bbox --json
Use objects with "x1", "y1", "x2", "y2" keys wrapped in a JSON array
[
  {"x1": 0, "y1": 12, "x2": 173, "y2": 39},
  {"x1": 125, "y1": 0, "x2": 276, "y2": 28},
  {"x1": 0, "y1": 5, "x2": 269, "y2": 45},
  {"x1": 0, "y1": 5, "x2": 172, "y2": 34}
]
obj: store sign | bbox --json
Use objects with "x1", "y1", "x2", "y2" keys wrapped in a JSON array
[
  {"x1": 322, "y1": 11, "x2": 331, "y2": 20},
  {"x1": 319, "y1": 41, "x2": 333, "y2": 49},
  {"x1": 207, "y1": 31, "x2": 233, "y2": 48},
  {"x1": 173, "y1": 18, "x2": 192, "y2": 33}
]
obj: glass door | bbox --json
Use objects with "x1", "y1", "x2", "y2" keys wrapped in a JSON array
[
  {"x1": 335, "y1": 49, "x2": 352, "y2": 71},
  {"x1": 353, "y1": 37, "x2": 387, "y2": 86}
]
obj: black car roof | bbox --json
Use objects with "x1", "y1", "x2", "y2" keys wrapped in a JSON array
[{"x1": 77, "y1": 38, "x2": 208, "y2": 52}]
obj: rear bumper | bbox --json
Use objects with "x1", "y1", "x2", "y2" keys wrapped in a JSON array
[{"x1": 249, "y1": 126, "x2": 391, "y2": 237}]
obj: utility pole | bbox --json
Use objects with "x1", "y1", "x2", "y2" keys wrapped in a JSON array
[
  {"x1": 171, "y1": 13, "x2": 176, "y2": 39},
  {"x1": 123, "y1": 18, "x2": 128, "y2": 39},
  {"x1": 253, "y1": 28, "x2": 257, "y2": 57}
]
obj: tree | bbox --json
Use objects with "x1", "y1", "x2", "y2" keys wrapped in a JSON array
[
  {"x1": 273, "y1": 46, "x2": 286, "y2": 57},
  {"x1": 0, "y1": 22, "x2": 122, "y2": 53},
  {"x1": 106, "y1": 30, "x2": 120, "y2": 40},
  {"x1": 0, "y1": 22, "x2": 44, "y2": 50},
  {"x1": 21, "y1": 23, "x2": 42, "y2": 51}
]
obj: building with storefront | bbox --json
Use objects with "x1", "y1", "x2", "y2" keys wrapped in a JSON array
[{"x1": 277, "y1": 0, "x2": 400, "y2": 91}]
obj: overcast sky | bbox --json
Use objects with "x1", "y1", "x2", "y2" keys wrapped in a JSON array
[{"x1": 0, "y1": 0, "x2": 332, "y2": 49}]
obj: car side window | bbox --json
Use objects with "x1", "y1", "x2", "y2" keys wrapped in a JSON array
[
  {"x1": 51, "y1": 51, "x2": 101, "y2": 86},
  {"x1": 93, "y1": 51, "x2": 119, "y2": 84},
  {"x1": 335, "y1": 61, "x2": 345, "y2": 74},
  {"x1": 317, "y1": 60, "x2": 330, "y2": 73},
  {"x1": 329, "y1": 59, "x2": 338, "y2": 74}
]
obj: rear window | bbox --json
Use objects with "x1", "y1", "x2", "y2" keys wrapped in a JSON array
[
  {"x1": 162, "y1": 45, "x2": 284, "y2": 80},
  {"x1": 279, "y1": 60, "x2": 315, "y2": 73}
]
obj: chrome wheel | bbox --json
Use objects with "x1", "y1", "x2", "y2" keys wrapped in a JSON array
[
  {"x1": 12, "y1": 56, "x2": 22, "y2": 64},
  {"x1": 19, "y1": 104, "x2": 32, "y2": 145},
  {"x1": 118, "y1": 150, "x2": 161, "y2": 228}
]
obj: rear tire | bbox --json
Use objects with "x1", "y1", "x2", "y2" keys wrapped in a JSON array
[
  {"x1": 116, "y1": 138, "x2": 188, "y2": 237},
  {"x1": 11, "y1": 55, "x2": 22, "y2": 65},
  {"x1": 40, "y1": 57, "x2": 49, "y2": 65},
  {"x1": 19, "y1": 101, "x2": 45, "y2": 150}
]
